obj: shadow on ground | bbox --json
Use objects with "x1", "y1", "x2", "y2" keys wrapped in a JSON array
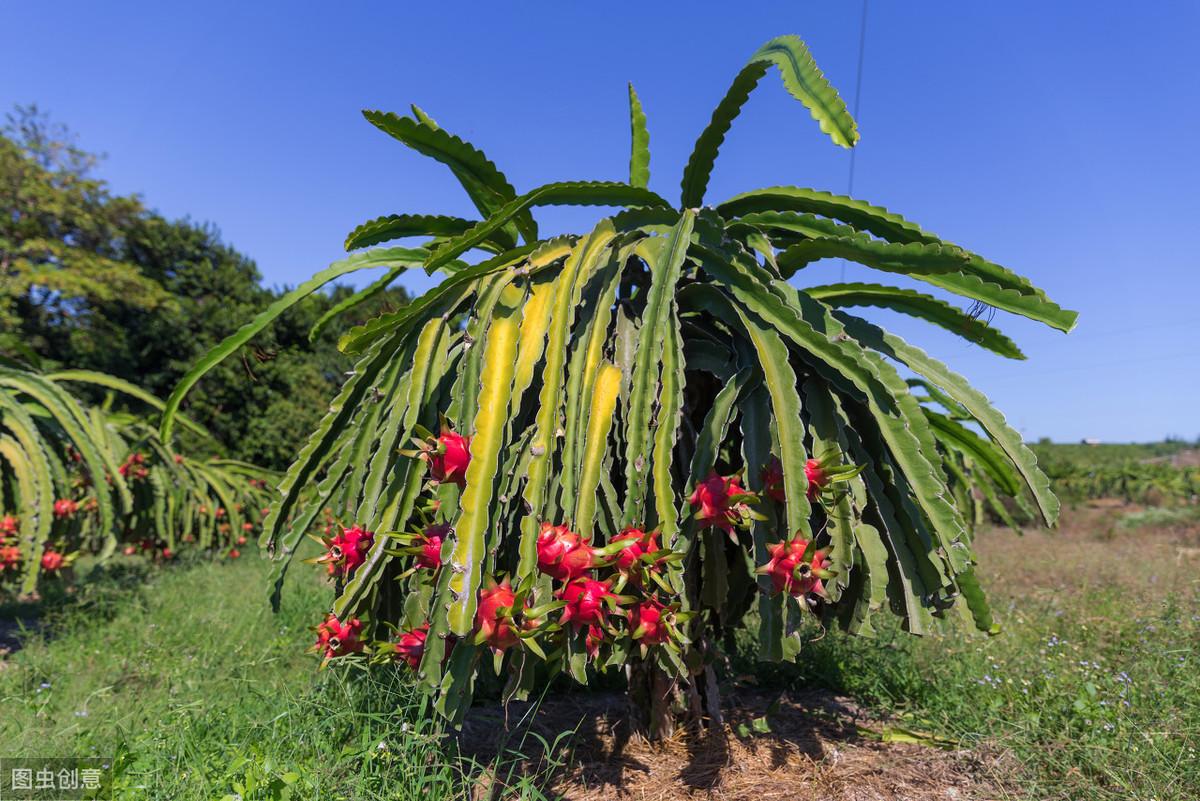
[{"x1": 458, "y1": 688, "x2": 1007, "y2": 801}]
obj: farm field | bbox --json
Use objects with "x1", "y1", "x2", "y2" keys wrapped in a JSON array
[{"x1": 2, "y1": 499, "x2": 1195, "y2": 801}]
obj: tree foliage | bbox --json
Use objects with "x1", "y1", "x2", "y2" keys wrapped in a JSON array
[
  {"x1": 168, "y1": 34, "x2": 1076, "y2": 733},
  {"x1": 0, "y1": 107, "x2": 409, "y2": 469}
]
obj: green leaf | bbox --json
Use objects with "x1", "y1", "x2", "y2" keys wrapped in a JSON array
[
  {"x1": 681, "y1": 35, "x2": 857, "y2": 207},
  {"x1": 45, "y1": 370, "x2": 213, "y2": 437},
  {"x1": 835, "y1": 312, "x2": 1060, "y2": 526},
  {"x1": 160, "y1": 246, "x2": 427, "y2": 442},
  {"x1": 807, "y1": 283, "x2": 1024, "y2": 359},
  {"x1": 923, "y1": 408, "x2": 1022, "y2": 497},
  {"x1": 345, "y1": 214, "x2": 480, "y2": 251},
  {"x1": 363, "y1": 110, "x2": 530, "y2": 245},
  {"x1": 423, "y1": 182, "x2": 669, "y2": 276},
  {"x1": 447, "y1": 283, "x2": 525, "y2": 634},
  {"x1": 622, "y1": 210, "x2": 693, "y2": 524},
  {"x1": 627, "y1": 83, "x2": 650, "y2": 188},
  {"x1": 574, "y1": 363, "x2": 621, "y2": 537}
]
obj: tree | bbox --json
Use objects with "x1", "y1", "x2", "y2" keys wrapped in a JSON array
[
  {"x1": 166, "y1": 34, "x2": 1076, "y2": 737},
  {"x1": 0, "y1": 108, "x2": 408, "y2": 469},
  {"x1": 0, "y1": 106, "x2": 168, "y2": 361}
]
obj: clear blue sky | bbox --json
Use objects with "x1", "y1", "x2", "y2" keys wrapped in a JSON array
[{"x1": 3, "y1": 2, "x2": 1197, "y2": 442}]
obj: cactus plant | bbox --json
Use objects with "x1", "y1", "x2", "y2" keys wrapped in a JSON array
[{"x1": 165, "y1": 34, "x2": 1076, "y2": 736}]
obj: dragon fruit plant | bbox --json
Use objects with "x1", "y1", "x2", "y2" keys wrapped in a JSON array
[
  {"x1": 0, "y1": 365, "x2": 276, "y2": 595},
  {"x1": 163, "y1": 34, "x2": 1074, "y2": 736}
]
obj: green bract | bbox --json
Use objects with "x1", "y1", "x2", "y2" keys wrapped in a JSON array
[{"x1": 165, "y1": 34, "x2": 1075, "y2": 730}]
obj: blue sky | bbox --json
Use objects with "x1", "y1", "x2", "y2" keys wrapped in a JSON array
[{"x1": 3, "y1": 2, "x2": 1197, "y2": 442}]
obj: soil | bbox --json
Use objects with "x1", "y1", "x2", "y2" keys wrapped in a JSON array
[{"x1": 458, "y1": 689, "x2": 1012, "y2": 801}]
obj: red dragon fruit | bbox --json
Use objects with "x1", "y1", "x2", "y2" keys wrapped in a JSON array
[
  {"x1": 0, "y1": 515, "x2": 17, "y2": 537},
  {"x1": 40, "y1": 550, "x2": 65, "y2": 572},
  {"x1": 53, "y1": 499, "x2": 78, "y2": 519},
  {"x1": 585, "y1": 624, "x2": 605, "y2": 658},
  {"x1": 763, "y1": 456, "x2": 830, "y2": 502},
  {"x1": 804, "y1": 458, "x2": 828, "y2": 501},
  {"x1": 559, "y1": 577, "x2": 619, "y2": 629},
  {"x1": 415, "y1": 523, "x2": 448, "y2": 571},
  {"x1": 228, "y1": 549, "x2": 241, "y2": 559},
  {"x1": 423, "y1": 428, "x2": 471, "y2": 488},
  {"x1": 319, "y1": 525, "x2": 374, "y2": 578},
  {"x1": 689, "y1": 472, "x2": 752, "y2": 535},
  {"x1": 236, "y1": 535, "x2": 248, "y2": 546},
  {"x1": 630, "y1": 598, "x2": 671, "y2": 646},
  {"x1": 242, "y1": 522, "x2": 254, "y2": 532},
  {"x1": 394, "y1": 624, "x2": 429, "y2": 669},
  {"x1": 761, "y1": 457, "x2": 787, "y2": 503},
  {"x1": 0, "y1": 545, "x2": 20, "y2": 570},
  {"x1": 758, "y1": 537, "x2": 828, "y2": 597},
  {"x1": 475, "y1": 579, "x2": 519, "y2": 652},
  {"x1": 610, "y1": 527, "x2": 664, "y2": 583},
  {"x1": 313, "y1": 613, "x2": 364, "y2": 659},
  {"x1": 536, "y1": 523, "x2": 595, "y2": 582}
]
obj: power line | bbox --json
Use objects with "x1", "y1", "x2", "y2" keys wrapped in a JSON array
[{"x1": 841, "y1": 0, "x2": 870, "y2": 282}]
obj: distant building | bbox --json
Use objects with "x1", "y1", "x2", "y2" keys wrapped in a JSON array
[{"x1": 1081, "y1": 437, "x2": 1102, "y2": 446}]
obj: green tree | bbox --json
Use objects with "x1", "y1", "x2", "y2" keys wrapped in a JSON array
[
  {"x1": 0, "y1": 106, "x2": 169, "y2": 361},
  {"x1": 0, "y1": 107, "x2": 408, "y2": 469}
]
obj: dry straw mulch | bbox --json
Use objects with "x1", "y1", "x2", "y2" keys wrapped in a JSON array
[{"x1": 459, "y1": 689, "x2": 1012, "y2": 801}]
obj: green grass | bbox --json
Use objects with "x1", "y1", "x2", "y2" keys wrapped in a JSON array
[
  {"x1": 0, "y1": 556, "x2": 559, "y2": 800},
  {"x1": 2, "y1": 521, "x2": 1196, "y2": 800},
  {"x1": 733, "y1": 523, "x2": 1200, "y2": 801}
]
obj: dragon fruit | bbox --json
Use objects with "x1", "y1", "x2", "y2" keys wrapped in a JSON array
[
  {"x1": 40, "y1": 550, "x2": 65, "y2": 572},
  {"x1": 53, "y1": 499, "x2": 78, "y2": 519},
  {"x1": 0, "y1": 515, "x2": 16, "y2": 537},
  {"x1": 394, "y1": 624, "x2": 429, "y2": 669},
  {"x1": 757, "y1": 537, "x2": 828, "y2": 597},
  {"x1": 319, "y1": 525, "x2": 374, "y2": 578},
  {"x1": 475, "y1": 579, "x2": 520, "y2": 652},
  {"x1": 423, "y1": 428, "x2": 471, "y2": 488},
  {"x1": 630, "y1": 598, "x2": 670, "y2": 646},
  {"x1": 804, "y1": 459, "x2": 828, "y2": 501},
  {"x1": 559, "y1": 577, "x2": 619, "y2": 628},
  {"x1": 761, "y1": 457, "x2": 787, "y2": 503},
  {"x1": 610, "y1": 527, "x2": 664, "y2": 583},
  {"x1": 228, "y1": 549, "x2": 241, "y2": 559},
  {"x1": 536, "y1": 523, "x2": 595, "y2": 581},
  {"x1": 0, "y1": 545, "x2": 20, "y2": 570},
  {"x1": 313, "y1": 613, "x2": 364, "y2": 659},
  {"x1": 415, "y1": 523, "x2": 448, "y2": 571},
  {"x1": 761, "y1": 457, "x2": 832, "y2": 503},
  {"x1": 689, "y1": 472, "x2": 753, "y2": 535}
]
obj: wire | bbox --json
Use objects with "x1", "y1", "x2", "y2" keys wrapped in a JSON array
[{"x1": 841, "y1": 0, "x2": 870, "y2": 282}]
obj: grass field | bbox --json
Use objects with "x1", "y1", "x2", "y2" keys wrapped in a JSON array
[{"x1": 1, "y1": 506, "x2": 1197, "y2": 800}]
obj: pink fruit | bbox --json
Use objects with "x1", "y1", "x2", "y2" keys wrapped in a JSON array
[
  {"x1": 761, "y1": 457, "x2": 787, "y2": 504},
  {"x1": 415, "y1": 523, "x2": 448, "y2": 571},
  {"x1": 536, "y1": 523, "x2": 595, "y2": 582},
  {"x1": 319, "y1": 525, "x2": 374, "y2": 578},
  {"x1": 228, "y1": 549, "x2": 241, "y2": 559},
  {"x1": 236, "y1": 535, "x2": 248, "y2": 546},
  {"x1": 242, "y1": 522, "x2": 254, "y2": 532},
  {"x1": 0, "y1": 515, "x2": 16, "y2": 536},
  {"x1": 313, "y1": 613, "x2": 364, "y2": 659},
  {"x1": 161, "y1": 548, "x2": 173, "y2": 560},
  {"x1": 425, "y1": 429, "x2": 471, "y2": 488},
  {"x1": 630, "y1": 599, "x2": 670, "y2": 646},
  {"x1": 688, "y1": 472, "x2": 752, "y2": 535},
  {"x1": 0, "y1": 545, "x2": 20, "y2": 570},
  {"x1": 611, "y1": 527, "x2": 663, "y2": 583},
  {"x1": 475, "y1": 579, "x2": 519, "y2": 652},
  {"x1": 394, "y1": 624, "x2": 429, "y2": 669},
  {"x1": 40, "y1": 550, "x2": 65, "y2": 572},
  {"x1": 758, "y1": 537, "x2": 827, "y2": 597},
  {"x1": 53, "y1": 499, "x2": 78, "y2": 519},
  {"x1": 804, "y1": 459, "x2": 828, "y2": 501},
  {"x1": 559, "y1": 577, "x2": 618, "y2": 629}
]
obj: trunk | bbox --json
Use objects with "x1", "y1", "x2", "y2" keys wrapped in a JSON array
[{"x1": 626, "y1": 651, "x2": 723, "y2": 741}]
